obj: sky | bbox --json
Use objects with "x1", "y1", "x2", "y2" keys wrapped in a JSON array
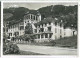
[{"x1": 3, "y1": 2, "x2": 77, "y2": 10}]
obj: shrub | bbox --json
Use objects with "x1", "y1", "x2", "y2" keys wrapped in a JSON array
[
  {"x1": 3, "y1": 41, "x2": 20, "y2": 55},
  {"x1": 49, "y1": 40, "x2": 56, "y2": 46},
  {"x1": 14, "y1": 34, "x2": 37, "y2": 42}
]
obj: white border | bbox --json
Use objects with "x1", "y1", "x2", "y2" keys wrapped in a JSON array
[
  {"x1": 78, "y1": 1, "x2": 80, "y2": 58},
  {"x1": 1, "y1": 0, "x2": 78, "y2": 1},
  {"x1": 2, "y1": 0, "x2": 78, "y2": 3},
  {"x1": 1, "y1": 1, "x2": 79, "y2": 58},
  {"x1": 1, "y1": 1, "x2": 3, "y2": 57}
]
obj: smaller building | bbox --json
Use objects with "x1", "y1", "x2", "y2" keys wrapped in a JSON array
[{"x1": 64, "y1": 28, "x2": 77, "y2": 37}]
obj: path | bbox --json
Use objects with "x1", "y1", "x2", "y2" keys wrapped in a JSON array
[{"x1": 17, "y1": 44, "x2": 77, "y2": 55}]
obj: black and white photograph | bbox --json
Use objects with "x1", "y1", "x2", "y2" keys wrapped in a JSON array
[{"x1": 3, "y1": 2, "x2": 78, "y2": 55}]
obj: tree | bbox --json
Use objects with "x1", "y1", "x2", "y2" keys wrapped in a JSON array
[
  {"x1": 52, "y1": 5, "x2": 65, "y2": 15},
  {"x1": 25, "y1": 23, "x2": 33, "y2": 34},
  {"x1": 63, "y1": 14, "x2": 77, "y2": 29},
  {"x1": 20, "y1": 34, "x2": 36, "y2": 42},
  {"x1": 23, "y1": 34, "x2": 31, "y2": 41}
]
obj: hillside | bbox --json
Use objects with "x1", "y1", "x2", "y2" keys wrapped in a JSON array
[
  {"x1": 3, "y1": 13, "x2": 13, "y2": 21},
  {"x1": 3, "y1": 5, "x2": 77, "y2": 29}
]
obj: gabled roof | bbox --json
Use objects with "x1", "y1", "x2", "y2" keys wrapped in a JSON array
[{"x1": 34, "y1": 16, "x2": 64, "y2": 26}]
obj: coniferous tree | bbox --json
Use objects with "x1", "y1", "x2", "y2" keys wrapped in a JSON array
[{"x1": 25, "y1": 23, "x2": 33, "y2": 34}]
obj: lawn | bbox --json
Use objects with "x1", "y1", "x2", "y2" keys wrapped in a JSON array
[{"x1": 55, "y1": 35, "x2": 77, "y2": 48}]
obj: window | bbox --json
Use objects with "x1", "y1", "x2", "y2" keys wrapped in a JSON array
[
  {"x1": 28, "y1": 21, "x2": 29, "y2": 22},
  {"x1": 38, "y1": 35, "x2": 40, "y2": 38},
  {"x1": 36, "y1": 16, "x2": 37, "y2": 20},
  {"x1": 8, "y1": 26, "x2": 10, "y2": 29},
  {"x1": 45, "y1": 23, "x2": 47, "y2": 26},
  {"x1": 60, "y1": 23, "x2": 62, "y2": 27},
  {"x1": 55, "y1": 36, "x2": 57, "y2": 39},
  {"x1": 45, "y1": 34, "x2": 48, "y2": 38},
  {"x1": 3, "y1": 28, "x2": 5, "y2": 32},
  {"x1": 14, "y1": 32, "x2": 19, "y2": 36},
  {"x1": 20, "y1": 26, "x2": 24, "y2": 30},
  {"x1": 25, "y1": 21, "x2": 26, "y2": 23},
  {"x1": 26, "y1": 15, "x2": 29, "y2": 19},
  {"x1": 35, "y1": 29, "x2": 37, "y2": 33},
  {"x1": 60, "y1": 35, "x2": 62, "y2": 38},
  {"x1": 6, "y1": 28, "x2": 8, "y2": 32},
  {"x1": 13, "y1": 25, "x2": 14, "y2": 28},
  {"x1": 49, "y1": 34, "x2": 52, "y2": 38},
  {"x1": 49, "y1": 22, "x2": 51, "y2": 25},
  {"x1": 43, "y1": 24, "x2": 45, "y2": 27},
  {"x1": 40, "y1": 28, "x2": 44, "y2": 32},
  {"x1": 11, "y1": 26, "x2": 12, "y2": 28},
  {"x1": 28, "y1": 15, "x2": 29, "y2": 19},
  {"x1": 60, "y1": 29, "x2": 62, "y2": 34},
  {"x1": 24, "y1": 15, "x2": 29, "y2": 19},
  {"x1": 20, "y1": 22, "x2": 24, "y2": 25},
  {"x1": 73, "y1": 31, "x2": 75, "y2": 35},
  {"x1": 39, "y1": 30, "x2": 40, "y2": 32},
  {"x1": 42, "y1": 24, "x2": 43, "y2": 27},
  {"x1": 15, "y1": 25, "x2": 16, "y2": 27},
  {"x1": 48, "y1": 26, "x2": 51, "y2": 31},
  {"x1": 9, "y1": 33, "x2": 12, "y2": 36},
  {"x1": 13, "y1": 25, "x2": 15, "y2": 28},
  {"x1": 10, "y1": 26, "x2": 12, "y2": 29},
  {"x1": 9, "y1": 33, "x2": 10, "y2": 36},
  {"x1": 55, "y1": 28, "x2": 57, "y2": 33},
  {"x1": 64, "y1": 32, "x2": 65, "y2": 35},
  {"x1": 41, "y1": 34, "x2": 44, "y2": 38},
  {"x1": 31, "y1": 15, "x2": 32, "y2": 19},
  {"x1": 55, "y1": 22, "x2": 57, "y2": 26},
  {"x1": 39, "y1": 25, "x2": 40, "y2": 28},
  {"x1": 34, "y1": 16, "x2": 35, "y2": 20}
]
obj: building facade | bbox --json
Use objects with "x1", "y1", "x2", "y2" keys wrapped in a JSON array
[{"x1": 7, "y1": 13, "x2": 77, "y2": 42}]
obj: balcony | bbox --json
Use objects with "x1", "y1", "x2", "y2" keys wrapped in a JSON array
[{"x1": 34, "y1": 31, "x2": 53, "y2": 35}]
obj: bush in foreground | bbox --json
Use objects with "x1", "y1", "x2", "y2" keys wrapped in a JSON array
[{"x1": 3, "y1": 41, "x2": 20, "y2": 55}]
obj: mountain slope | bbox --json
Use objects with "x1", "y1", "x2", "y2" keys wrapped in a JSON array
[{"x1": 3, "y1": 5, "x2": 77, "y2": 29}]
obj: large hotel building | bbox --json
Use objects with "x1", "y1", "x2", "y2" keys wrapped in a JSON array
[{"x1": 5, "y1": 12, "x2": 77, "y2": 42}]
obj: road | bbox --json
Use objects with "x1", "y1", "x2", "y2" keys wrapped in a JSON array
[{"x1": 17, "y1": 44, "x2": 77, "y2": 55}]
